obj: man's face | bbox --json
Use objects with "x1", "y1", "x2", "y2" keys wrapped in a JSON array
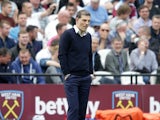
[
  {"x1": 29, "y1": 28, "x2": 38, "y2": 40},
  {"x1": 19, "y1": 33, "x2": 29, "y2": 46},
  {"x1": 112, "y1": 40, "x2": 123, "y2": 53},
  {"x1": 23, "y1": 3, "x2": 33, "y2": 17},
  {"x1": 1, "y1": 23, "x2": 11, "y2": 37},
  {"x1": 2, "y1": 4, "x2": 12, "y2": 15},
  {"x1": 99, "y1": 23, "x2": 110, "y2": 39},
  {"x1": 0, "y1": 54, "x2": 11, "y2": 64},
  {"x1": 152, "y1": 17, "x2": 160, "y2": 31},
  {"x1": 19, "y1": 52, "x2": 31, "y2": 65},
  {"x1": 138, "y1": 28, "x2": 145, "y2": 37},
  {"x1": 139, "y1": 8, "x2": 149, "y2": 19},
  {"x1": 76, "y1": 15, "x2": 90, "y2": 33},
  {"x1": 138, "y1": 40, "x2": 148, "y2": 52},
  {"x1": 66, "y1": 6, "x2": 76, "y2": 16},
  {"x1": 18, "y1": 14, "x2": 27, "y2": 27},
  {"x1": 59, "y1": 12, "x2": 71, "y2": 24},
  {"x1": 92, "y1": 39, "x2": 99, "y2": 52},
  {"x1": 91, "y1": 1, "x2": 99, "y2": 10}
]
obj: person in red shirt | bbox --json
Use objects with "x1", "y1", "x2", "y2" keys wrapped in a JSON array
[{"x1": 0, "y1": 0, "x2": 16, "y2": 27}]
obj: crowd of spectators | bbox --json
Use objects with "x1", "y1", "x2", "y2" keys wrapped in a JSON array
[{"x1": 0, "y1": 0, "x2": 160, "y2": 84}]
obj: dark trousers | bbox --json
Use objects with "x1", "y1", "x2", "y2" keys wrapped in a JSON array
[{"x1": 64, "y1": 75, "x2": 91, "y2": 120}]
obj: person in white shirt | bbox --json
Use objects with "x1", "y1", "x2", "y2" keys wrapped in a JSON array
[{"x1": 45, "y1": 10, "x2": 72, "y2": 41}]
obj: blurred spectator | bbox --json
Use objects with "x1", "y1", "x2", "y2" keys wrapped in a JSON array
[
  {"x1": 45, "y1": 10, "x2": 72, "y2": 40},
  {"x1": 10, "y1": 30, "x2": 35, "y2": 61},
  {"x1": 91, "y1": 36, "x2": 117, "y2": 84},
  {"x1": 108, "y1": 19, "x2": 133, "y2": 49},
  {"x1": 0, "y1": 20, "x2": 15, "y2": 49},
  {"x1": 26, "y1": 25, "x2": 43, "y2": 55},
  {"x1": 113, "y1": 0, "x2": 130, "y2": 13},
  {"x1": 92, "y1": 36, "x2": 103, "y2": 71},
  {"x1": 30, "y1": 0, "x2": 45, "y2": 12},
  {"x1": 0, "y1": 0, "x2": 16, "y2": 27},
  {"x1": 36, "y1": 40, "x2": 59, "y2": 72},
  {"x1": 59, "y1": 0, "x2": 83, "y2": 18},
  {"x1": 109, "y1": 3, "x2": 131, "y2": 30},
  {"x1": 47, "y1": 23, "x2": 67, "y2": 46},
  {"x1": 112, "y1": 0, "x2": 137, "y2": 20},
  {"x1": 130, "y1": 37, "x2": 158, "y2": 84},
  {"x1": 104, "y1": 38, "x2": 130, "y2": 84},
  {"x1": 65, "y1": 2, "x2": 76, "y2": 25},
  {"x1": 0, "y1": 0, "x2": 18, "y2": 19},
  {"x1": 150, "y1": 15, "x2": 160, "y2": 40},
  {"x1": 143, "y1": 0, "x2": 160, "y2": 19},
  {"x1": 10, "y1": 0, "x2": 28, "y2": 12},
  {"x1": 84, "y1": 0, "x2": 108, "y2": 31},
  {"x1": 9, "y1": 12, "x2": 27, "y2": 43},
  {"x1": 22, "y1": 1, "x2": 56, "y2": 31},
  {"x1": 98, "y1": 22, "x2": 110, "y2": 49},
  {"x1": 129, "y1": 26, "x2": 159, "y2": 57},
  {"x1": 11, "y1": 49, "x2": 45, "y2": 84},
  {"x1": 0, "y1": 47, "x2": 16, "y2": 83},
  {"x1": 45, "y1": 39, "x2": 63, "y2": 84},
  {"x1": 132, "y1": 5, "x2": 152, "y2": 33},
  {"x1": 29, "y1": 0, "x2": 49, "y2": 31}
]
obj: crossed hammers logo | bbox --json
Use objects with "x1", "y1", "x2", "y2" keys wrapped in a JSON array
[
  {"x1": 116, "y1": 100, "x2": 134, "y2": 109},
  {"x1": 2, "y1": 99, "x2": 20, "y2": 119}
]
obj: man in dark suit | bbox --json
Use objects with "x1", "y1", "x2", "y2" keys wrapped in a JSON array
[{"x1": 105, "y1": 38, "x2": 130, "y2": 84}]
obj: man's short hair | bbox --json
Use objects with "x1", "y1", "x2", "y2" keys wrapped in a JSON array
[
  {"x1": 66, "y1": 2, "x2": 75, "y2": 9},
  {"x1": 0, "y1": 20, "x2": 11, "y2": 28},
  {"x1": 111, "y1": 37, "x2": 124, "y2": 44},
  {"x1": 1, "y1": 0, "x2": 11, "y2": 8},
  {"x1": 0, "y1": 48, "x2": 11, "y2": 56},
  {"x1": 117, "y1": 3, "x2": 131, "y2": 16},
  {"x1": 18, "y1": 11, "x2": 27, "y2": 17},
  {"x1": 138, "y1": 5, "x2": 149, "y2": 13},
  {"x1": 56, "y1": 23, "x2": 66, "y2": 32},
  {"x1": 18, "y1": 30, "x2": 28, "y2": 37},
  {"x1": 19, "y1": 48, "x2": 31, "y2": 55},
  {"x1": 138, "y1": 26, "x2": 151, "y2": 35},
  {"x1": 26, "y1": 25, "x2": 38, "y2": 32},
  {"x1": 152, "y1": 14, "x2": 160, "y2": 20},
  {"x1": 76, "y1": 10, "x2": 90, "y2": 18}
]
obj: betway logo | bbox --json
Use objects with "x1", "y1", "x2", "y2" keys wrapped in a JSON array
[
  {"x1": 150, "y1": 96, "x2": 160, "y2": 113},
  {"x1": 35, "y1": 96, "x2": 100, "y2": 118}
]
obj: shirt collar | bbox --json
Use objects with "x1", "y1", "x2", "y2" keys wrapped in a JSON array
[
  {"x1": 112, "y1": 49, "x2": 122, "y2": 56},
  {"x1": 73, "y1": 25, "x2": 87, "y2": 37}
]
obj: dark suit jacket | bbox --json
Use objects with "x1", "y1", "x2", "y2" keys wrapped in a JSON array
[
  {"x1": 105, "y1": 49, "x2": 129, "y2": 74},
  {"x1": 94, "y1": 52, "x2": 103, "y2": 71}
]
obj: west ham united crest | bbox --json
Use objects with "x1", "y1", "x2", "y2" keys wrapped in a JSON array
[
  {"x1": 112, "y1": 90, "x2": 138, "y2": 109},
  {"x1": 0, "y1": 90, "x2": 24, "y2": 120}
]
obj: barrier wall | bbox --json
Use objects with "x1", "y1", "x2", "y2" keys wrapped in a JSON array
[{"x1": 0, "y1": 85, "x2": 160, "y2": 120}]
